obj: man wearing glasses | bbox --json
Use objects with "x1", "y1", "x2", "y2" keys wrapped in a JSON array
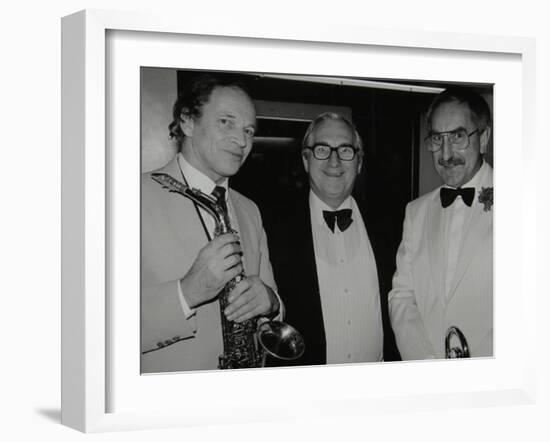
[
  {"x1": 389, "y1": 88, "x2": 493, "y2": 360},
  {"x1": 265, "y1": 112, "x2": 383, "y2": 366}
]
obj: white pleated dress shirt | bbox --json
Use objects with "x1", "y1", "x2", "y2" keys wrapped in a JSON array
[{"x1": 309, "y1": 191, "x2": 383, "y2": 363}]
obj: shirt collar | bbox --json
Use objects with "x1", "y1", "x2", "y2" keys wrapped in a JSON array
[{"x1": 176, "y1": 153, "x2": 229, "y2": 201}]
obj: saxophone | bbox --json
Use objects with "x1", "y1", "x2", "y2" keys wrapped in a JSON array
[{"x1": 151, "y1": 172, "x2": 305, "y2": 369}]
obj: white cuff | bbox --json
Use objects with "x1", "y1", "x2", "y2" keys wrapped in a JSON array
[
  {"x1": 256, "y1": 288, "x2": 285, "y2": 326},
  {"x1": 271, "y1": 288, "x2": 285, "y2": 321},
  {"x1": 177, "y1": 280, "x2": 197, "y2": 320}
]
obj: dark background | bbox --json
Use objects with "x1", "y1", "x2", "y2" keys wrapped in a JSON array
[{"x1": 176, "y1": 70, "x2": 492, "y2": 361}]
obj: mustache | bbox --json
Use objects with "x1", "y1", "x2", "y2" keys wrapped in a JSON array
[{"x1": 438, "y1": 157, "x2": 465, "y2": 167}]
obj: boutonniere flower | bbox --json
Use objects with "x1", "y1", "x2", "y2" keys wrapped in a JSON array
[{"x1": 478, "y1": 187, "x2": 493, "y2": 212}]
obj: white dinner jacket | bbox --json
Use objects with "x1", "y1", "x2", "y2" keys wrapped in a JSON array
[{"x1": 389, "y1": 164, "x2": 493, "y2": 360}]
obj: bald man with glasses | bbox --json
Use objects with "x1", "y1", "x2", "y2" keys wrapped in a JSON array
[
  {"x1": 265, "y1": 112, "x2": 383, "y2": 366},
  {"x1": 389, "y1": 88, "x2": 493, "y2": 360}
]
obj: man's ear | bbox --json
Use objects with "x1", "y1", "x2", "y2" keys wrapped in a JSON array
[
  {"x1": 301, "y1": 149, "x2": 310, "y2": 174},
  {"x1": 179, "y1": 112, "x2": 194, "y2": 137},
  {"x1": 357, "y1": 150, "x2": 364, "y2": 174},
  {"x1": 479, "y1": 126, "x2": 491, "y2": 154}
]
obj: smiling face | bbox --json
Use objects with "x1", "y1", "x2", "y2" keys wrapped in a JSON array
[
  {"x1": 302, "y1": 118, "x2": 363, "y2": 209},
  {"x1": 179, "y1": 86, "x2": 256, "y2": 183},
  {"x1": 430, "y1": 100, "x2": 490, "y2": 188}
]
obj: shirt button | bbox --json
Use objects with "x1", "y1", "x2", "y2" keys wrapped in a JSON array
[
  {"x1": 347, "y1": 354, "x2": 351, "y2": 359},
  {"x1": 344, "y1": 288, "x2": 348, "y2": 294},
  {"x1": 347, "y1": 320, "x2": 351, "y2": 326}
]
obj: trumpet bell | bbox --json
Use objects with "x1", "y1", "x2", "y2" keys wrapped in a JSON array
[
  {"x1": 257, "y1": 321, "x2": 306, "y2": 361},
  {"x1": 445, "y1": 326, "x2": 470, "y2": 358}
]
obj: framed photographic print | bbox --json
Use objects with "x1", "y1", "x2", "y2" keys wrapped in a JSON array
[{"x1": 61, "y1": 9, "x2": 536, "y2": 433}]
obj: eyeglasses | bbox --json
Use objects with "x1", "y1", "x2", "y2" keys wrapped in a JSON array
[
  {"x1": 425, "y1": 128, "x2": 480, "y2": 152},
  {"x1": 425, "y1": 128, "x2": 481, "y2": 152},
  {"x1": 305, "y1": 143, "x2": 359, "y2": 161}
]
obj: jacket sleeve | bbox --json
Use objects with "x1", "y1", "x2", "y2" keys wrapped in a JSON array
[
  {"x1": 140, "y1": 174, "x2": 198, "y2": 354},
  {"x1": 388, "y1": 203, "x2": 436, "y2": 360},
  {"x1": 140, "y1": 279, "x2": 197, "y2": 354}
]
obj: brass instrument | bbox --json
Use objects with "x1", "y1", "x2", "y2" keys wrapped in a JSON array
[
  {"x1": 445, "y1": 326, "x2": 470, "y2": 358},
  {"x1": 151, "y1": 172, "x2": 305, "y2": 369}
]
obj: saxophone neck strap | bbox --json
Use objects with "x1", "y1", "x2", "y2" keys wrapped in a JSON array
[{"x1": 176, "y1": 155, "x2": 212, "y2": 242}]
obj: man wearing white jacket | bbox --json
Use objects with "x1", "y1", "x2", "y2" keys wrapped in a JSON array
[{"x1": 389, "y1": 88, "x2": 493, "y2": 360}]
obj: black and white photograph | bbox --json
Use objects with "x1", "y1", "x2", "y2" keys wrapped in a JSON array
[
  {"x1": 2, "y1": 0, "x2": 545, "y2": 440},
  {"x1": 140, "y1": 68, "x2": 494, "y2": 373}
]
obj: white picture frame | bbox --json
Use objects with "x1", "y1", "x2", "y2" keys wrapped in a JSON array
[{"x1": 61, "y1": 9, "x2": 537, "y2": 433}]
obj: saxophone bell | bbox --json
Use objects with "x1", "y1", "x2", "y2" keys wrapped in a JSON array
[{"x1": 257, "y1": 320, "x2": 305, "y2": 361}]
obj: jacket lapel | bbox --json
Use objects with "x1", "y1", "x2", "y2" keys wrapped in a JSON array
[
  {"x1": 448, "y1": 166, "x2": 493, "y2": 300},
  {"x1": 302, "y1": 197, "x2": 322, "y2": 310},
  {"x1": 153, "y1": 156, "x2": 211, "y2": 247},
  {"x1": 229, "y1": 192, "x2": 253, "y2": 273},
  {"x1": 296, "y1": 195, "x2": 326, "y2": 363},
  {"x1": 427, "y1": 191, "x2": 446, "y2": 303}
]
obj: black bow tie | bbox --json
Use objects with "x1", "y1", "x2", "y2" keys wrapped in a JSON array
[
  {"x1": 440, "y1": 187, "x2": 475, "y2": 208},
  {"x1": 322, "y1": 209, "x2": 353, "y2": 233}
]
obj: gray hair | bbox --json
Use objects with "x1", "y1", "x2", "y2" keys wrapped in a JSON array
[{"x1": 302, "y1": 112, "x2": 363, "y2": 152}]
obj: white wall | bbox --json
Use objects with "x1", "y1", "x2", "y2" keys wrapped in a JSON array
[
  {"x1": 1, "y1": 1, "x2": 548, "y2": 441},
  {"x1": 141, "y1": 67, "x2": 178, "y2": 172}
]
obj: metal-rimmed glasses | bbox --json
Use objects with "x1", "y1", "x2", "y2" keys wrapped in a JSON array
[
  {"x1": 425, "y1": 128, "x2": 480, "y2": 152},
  {"x1": 305, "y1": 143, "x2": 359, "y2": 161}
]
